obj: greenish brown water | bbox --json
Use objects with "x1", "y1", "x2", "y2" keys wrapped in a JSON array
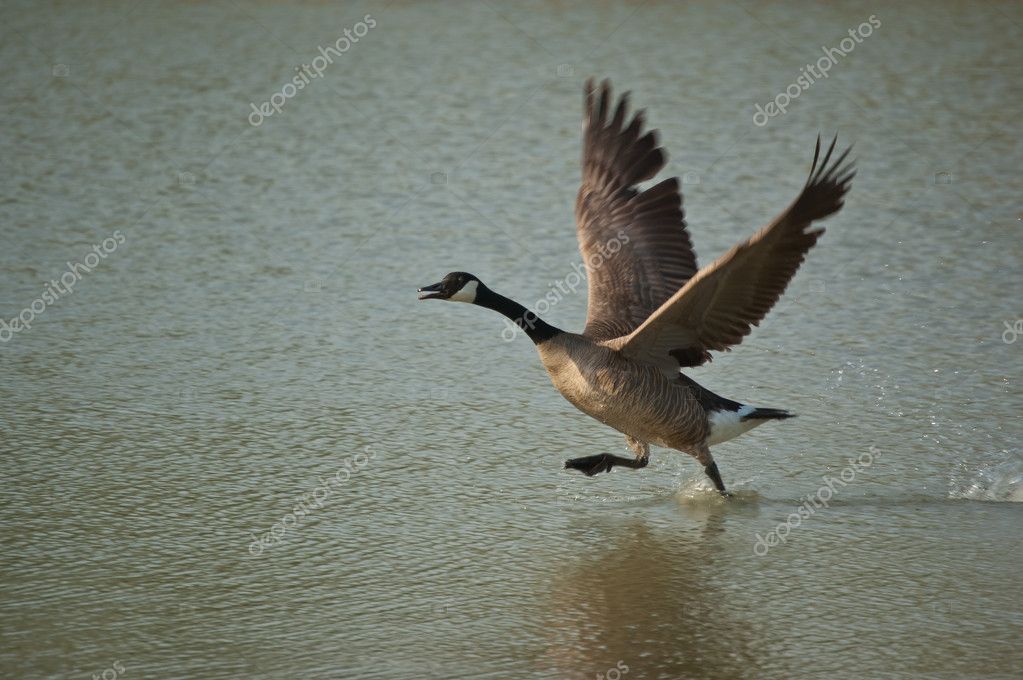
[{"x1": 1, "y1": 1, "x2": 1020, "y2": 678}]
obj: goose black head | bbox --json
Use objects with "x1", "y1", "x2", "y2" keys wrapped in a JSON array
[{"x1": 418, "y1": 272, "x2": 482, "y2": 303}]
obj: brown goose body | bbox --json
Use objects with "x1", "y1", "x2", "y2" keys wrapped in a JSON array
[
  {"x1": 538, "y1": 333, "x2": 709, "y2": 452},
  {"x1": 418, "y1": 79, "x2": 854, "y2": 495}
]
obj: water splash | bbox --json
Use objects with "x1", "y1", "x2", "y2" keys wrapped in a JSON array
[{"x1": 950, "y1": 458, "x2": 1023, "y2": 502}]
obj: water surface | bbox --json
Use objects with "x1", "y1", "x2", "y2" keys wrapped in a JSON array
[{"x1": 1, "y1": 1, "x2": 1020, "y2": 678}]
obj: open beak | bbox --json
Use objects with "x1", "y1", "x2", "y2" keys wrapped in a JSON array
[{"x1": 417, "y1": 282, "x2": 444, "y2": 300}]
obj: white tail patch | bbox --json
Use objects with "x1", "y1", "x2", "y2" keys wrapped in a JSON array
[{"x1": 707, "y1": 405, "x2": 760, "y2": 445}]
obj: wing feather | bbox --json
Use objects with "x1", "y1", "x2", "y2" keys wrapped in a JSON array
[
  {"x1": 612, "y1": 135, "x2": 855, "y2": 374},
  {"x1": 576, "y1": 79, "x2": 699, "y2": 341}
]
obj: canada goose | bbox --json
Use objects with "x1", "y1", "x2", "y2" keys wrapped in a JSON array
[{"x1": 419, "y1": 79, "x2": 854, "y2": 496}]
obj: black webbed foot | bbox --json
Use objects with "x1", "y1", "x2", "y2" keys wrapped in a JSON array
[
  {"x1": 564, "y1": 453, "x2": 648, "y2": 476},
  {"x1": 564, "y1": 453, "x2": 615, "y2": 476}
]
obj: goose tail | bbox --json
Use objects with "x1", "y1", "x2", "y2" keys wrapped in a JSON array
[
  {"x1": 707, "y1": 404, "x2": 795, "y2": 445},
  {"x1": 740, "y1": 407, "x2": 795, "y2": 421}
]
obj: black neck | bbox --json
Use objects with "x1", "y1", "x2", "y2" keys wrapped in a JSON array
[{"x1": 475, "y1": 285, "x2": 561, "y2": 344}]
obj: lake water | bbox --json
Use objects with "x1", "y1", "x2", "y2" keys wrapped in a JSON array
[{"x1": 1, "y1": 1, "x2": 1020, "y2": 678}]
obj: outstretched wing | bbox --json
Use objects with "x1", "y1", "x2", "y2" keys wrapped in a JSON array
[
  {"x1": 612, "y1": 136, "x2": 855, "y2": 375},
  {"x1": 576, "y1": 79, "x2": 699, "y2": 341}
]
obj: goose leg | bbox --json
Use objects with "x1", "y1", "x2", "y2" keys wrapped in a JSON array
[
  {"x1": 693, "y1": 442, "x2": 731, "y2": 497},
  {"x1": 565, "y1": 436, "x2": 650, "y2": 477},
  {"x1": 625, "y1": 435, "x2": 650, "y2": 463},
  {"x1": 565, "y1": 435, "x2": 649, "y2": 476}
]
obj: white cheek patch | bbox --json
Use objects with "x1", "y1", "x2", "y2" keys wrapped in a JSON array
[{"x1": 448, "y1": 280, "x2": 478, "y2": 303}]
